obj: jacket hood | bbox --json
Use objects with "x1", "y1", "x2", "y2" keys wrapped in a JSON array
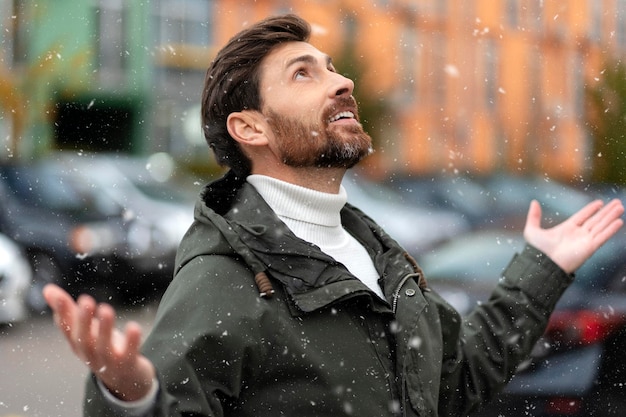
[{"x1": 176, "y1": 170, "x2": 422, "y2": 314}]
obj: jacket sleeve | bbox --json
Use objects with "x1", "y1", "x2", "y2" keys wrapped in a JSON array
[
  {"x1": 436, "y1": 244, "x2": 574, "y2": 417},
  {"x1": 83, "y1": 254, "x2": 268, "y2": 417}
]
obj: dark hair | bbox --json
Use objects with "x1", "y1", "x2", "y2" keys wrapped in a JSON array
[{"x1": 201, "y1": 14, "x2": 311, "y2": 177}]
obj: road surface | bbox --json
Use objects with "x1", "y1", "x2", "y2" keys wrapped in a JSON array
[{"x1": 0, "y1": 301, "x2": 158, "y2": 417}]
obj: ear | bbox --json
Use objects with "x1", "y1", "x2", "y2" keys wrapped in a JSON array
[{"x1": 226, "y1": 111, "x2": 268, "y2": 147}]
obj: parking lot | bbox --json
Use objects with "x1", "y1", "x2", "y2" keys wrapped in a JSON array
[{"x1": 1, "y1": 157, "x2": 626, "y2": 416}]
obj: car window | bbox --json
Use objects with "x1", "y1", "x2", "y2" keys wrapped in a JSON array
[
  {"x1": 418, "y1": 233, "x2": 524, "y2": 284},
  {"x1": 575, "y1": 237, "x2": 626, "y2": 291},
  {"x1": 1, "y1": 165, "x2": 119, "y2": 216}
]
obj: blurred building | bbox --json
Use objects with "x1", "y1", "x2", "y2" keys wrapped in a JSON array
[
  {"x1": 1, "y1": 1, "x2": 626, "y2": 180},
  {"x1": 1, "y1": 2, "x2": 153, "y2": 156}
]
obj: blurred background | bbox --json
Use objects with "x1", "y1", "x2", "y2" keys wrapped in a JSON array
[
  {"x1": 2, "y1": 0, "x2": 626, "y2": 182},
  {"x1": 2, "y1": 1, "x2": 626, "y2": 416}
]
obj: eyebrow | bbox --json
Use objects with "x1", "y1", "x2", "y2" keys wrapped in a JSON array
[{"x1": 285, "y1": 54, "x2": 333, "y2": 69}]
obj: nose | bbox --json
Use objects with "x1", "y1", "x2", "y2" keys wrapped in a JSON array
[{"x1": 330, "y1": 72, "x2": 354, "y2": 98}]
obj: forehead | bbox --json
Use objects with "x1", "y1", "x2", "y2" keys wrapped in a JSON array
[{"x1": 259, "y1": 41, "x2": 329, "y2": 79}]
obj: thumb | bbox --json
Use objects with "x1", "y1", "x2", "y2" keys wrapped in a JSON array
[
  {"x1": 523, "y1": 200, "x2": 542, "y2": 237},
  {"x1": 43, "y1": 283, "x2": 71, "y2": 312}
]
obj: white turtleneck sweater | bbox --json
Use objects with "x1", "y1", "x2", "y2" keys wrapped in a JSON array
[{"x1": 247, "y1": 174, "x2": 384, "y2": 299}]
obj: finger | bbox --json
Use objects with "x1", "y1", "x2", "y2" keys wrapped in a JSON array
[
  {"x1": 42, "y1": 283, "x2": 72, "y2": 310},
  {"x1": 587, "y1": 199, "x2": 625, "y2": 233},
  {"x1": 95, "y1": 303, "x2": 116, "y2": 371},
  {"x1": 579, "y1": 200, "x2": 621, "y2": 238},
  {"x1": 76, "y1": 294, "x2": 98, "y2": 360},
  {"x1": 124, "y1": 321, "x2": 144, "y2": 358},
  {"x1": 568, "y1": 199, "x2": 605, "y2": 227},
  {"x1": 592, "y1": 217, "x2": 624, "y2": 248},
  {"x1": 523, "y1": 200, "x2": 542, "y2": 235},
  {"x1": 43, "y1": 284, "x2": 77, "y2": 338}
]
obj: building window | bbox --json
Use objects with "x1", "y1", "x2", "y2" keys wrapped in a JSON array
[
  {"x1": 414, "y1": 0, "x2": 447, "y2": 17},
  {"x1": 617, "y1": 0, "x2": 626, "y2": 51},
  {"x1": 0, "y1": 1, "x2": 15, "y2": 67},
  {"x1": 572, "y1": 51, "x2": 585, "y2": 118},
  {"x1": 506, "y1": 0, "x2": 519, "y2": 28},
  {"x1": 480, "y1": 38, "x2": 499, "y2": 110},
  {"x1": 398, "y1": 22, "x2": 419, "y2": 105},
  {"x1": 589, "y1": 0, "x2": 602, "y2": 44},
  {"x1": 95, "y1": 0, "x2": 129, "y2": 85},
  {"x1": 520, "y1": 0, "x2": 542, "y2": 32},
  {"x1": 153, "y1": 0, "x2": 213, "y2": 47},
  {"x1": 372, "y1": 0, "x2": 391, "y2": 8},
  {"x1": 429, "y1": 33, "x2": 446, "y2": 106}
]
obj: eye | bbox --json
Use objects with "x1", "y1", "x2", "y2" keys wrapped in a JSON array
[{"x1": 294, "y1": 68, "x2": 308, "y2": 80}]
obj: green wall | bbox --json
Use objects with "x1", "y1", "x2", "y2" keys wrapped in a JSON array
[{"x1": 21, "y1": 1, "x2": 152, "y2": 156}]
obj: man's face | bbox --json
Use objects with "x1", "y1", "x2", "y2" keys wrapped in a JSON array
[{"x1": 258, "y1": 42, "x2": 373, "y2": 169}]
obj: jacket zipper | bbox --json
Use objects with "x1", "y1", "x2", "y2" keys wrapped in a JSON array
[
  {"x1": 392, "y1": 272, "x2": 422, "y2": 417},
  {"x1": 392, "y1": 272, "x2": 421, "y2": 314}
]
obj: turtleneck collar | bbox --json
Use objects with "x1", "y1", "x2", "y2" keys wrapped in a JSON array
[{"x1": 247, "y1": 174, "x2": 347, "y2": 228}]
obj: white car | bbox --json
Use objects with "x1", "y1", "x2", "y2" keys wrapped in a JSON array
[{"x1": 0, "y1": 233, "x2": 32, "y2": 324}]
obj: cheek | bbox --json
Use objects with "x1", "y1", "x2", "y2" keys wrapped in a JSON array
[
  {"x1": 284, "y1": 94, "x2": 323, "y2": 119},
  {"x1": 291, "y1": 105, "x2": 320, "y2": 121}
]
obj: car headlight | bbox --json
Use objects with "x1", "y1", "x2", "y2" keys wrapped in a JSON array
[{"x1": 69, "y1": 223, "x2": 120, "y2": 255}]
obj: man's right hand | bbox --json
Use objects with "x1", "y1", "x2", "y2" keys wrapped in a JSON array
[{"x1": 43, "y1": 284, "x2": 156, "y2": 402}]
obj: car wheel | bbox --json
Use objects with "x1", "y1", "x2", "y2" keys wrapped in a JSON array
[{"x1": 26, "y1": 252, "x2": 62, "y2": 313}]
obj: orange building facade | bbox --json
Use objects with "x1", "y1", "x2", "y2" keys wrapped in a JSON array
[{"x1": 208, "y1": 0, "x2": 626, "y2": 180}]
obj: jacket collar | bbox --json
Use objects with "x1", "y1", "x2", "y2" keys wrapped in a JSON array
[{"x1": 200, "y1": 170, "x2": 416, "y2": 315}]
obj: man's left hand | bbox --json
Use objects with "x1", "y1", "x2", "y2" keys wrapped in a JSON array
[{"x1": 523, "y1": 198, "x2": 624, "y2": 274}]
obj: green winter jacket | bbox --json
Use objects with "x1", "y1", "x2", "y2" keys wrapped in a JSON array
[{"x1": 84, "y1": 171, "x2": 573, "y2": 417}]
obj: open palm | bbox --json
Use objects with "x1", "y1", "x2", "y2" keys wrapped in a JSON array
[
  {"x1": 43, "y1": 284, "x2": 156, "y2": 402},
  {"x1": 523, "y1": 198, "x2": 624, "y2": 274}
]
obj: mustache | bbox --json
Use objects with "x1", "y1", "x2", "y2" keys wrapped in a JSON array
[{"x1": 323, "y1": 95, "x2": 360, "y2": 122}]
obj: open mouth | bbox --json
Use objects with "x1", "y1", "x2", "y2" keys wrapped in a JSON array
[{"x1": 328, "y1": 111, "x2": 356, "y2": 123}]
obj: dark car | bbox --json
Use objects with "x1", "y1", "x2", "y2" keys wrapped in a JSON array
[
  {"x1": 49, "y1": 152, "x2": 196, "y2": 285},
  {"x1": 387, "y1": 173, "x2": 493, "y2": 229},
  {"x1": 478, "y1": 173, "x2": 594, "y2": 229},
  {"x1": 418, "y1": 230, "x2": 626, "y2": 416},
  {"x1": 0, "y1": 161, "x2": 129, "y2": 310},
  {"x1": 389, "y1": 173, "x2": 594, "y2": 231}
]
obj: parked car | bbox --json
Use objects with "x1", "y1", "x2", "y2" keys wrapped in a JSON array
[
  {"x1": 418, "y1": 230, "x2": 626, "y2": 416},
  {"x1": 49, "y1": 152, "x2": 196, "y2": 287},
  {"x1": 0, "y1": 233, "x2": 32, "y2": 324},
  {"x1": 478, "y1": 173, "x2": 594, "y2": 229},
  {"x1": 0, "y1": 161, "x2": 128, "y2": 311},
  {"x1": 342, "y1": 171, "x2": 470, "y2": 255},
  {"x1": 389, "y1": 173, "x2": 595, "y2": 232},
  {"x1": 387, "y1": 173, "x2": 493, "y2": 229}
]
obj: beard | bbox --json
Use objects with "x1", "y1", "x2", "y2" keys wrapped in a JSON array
[{"x1": 263, "y1": 98, "x2": 373, "y2": 169}]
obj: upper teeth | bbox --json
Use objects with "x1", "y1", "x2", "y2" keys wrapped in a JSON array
[{"x1": 329, "y1": 111, "x2": 354, "y2": 122}]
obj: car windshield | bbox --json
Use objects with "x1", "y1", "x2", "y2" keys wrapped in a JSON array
[
  {"x1": 419, "y1": 230, "x2": 624, "y2": 292},
  {"x1": 418, "y1": 232, "x2": 524, "y2": 284},
  {"x1": 71, "y1": 154, "x2": 198, "y2": 204},
  {"x1": 1, "y1": 164, "x2": 120, "y2": 216},
  {"x1": 132, "y1": 181, "x2": 194, "y2": 202}
]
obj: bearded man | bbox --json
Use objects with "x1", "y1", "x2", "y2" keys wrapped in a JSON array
[{"x1": 44, "y1": 14, "x2": 624, "y2": 417}]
